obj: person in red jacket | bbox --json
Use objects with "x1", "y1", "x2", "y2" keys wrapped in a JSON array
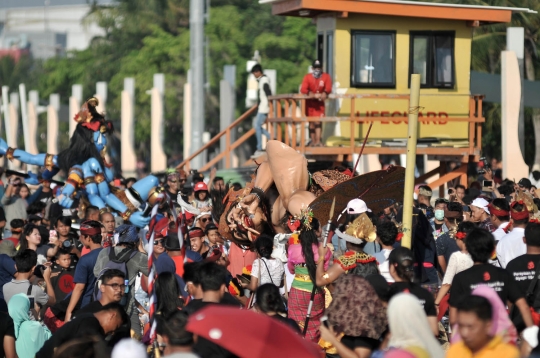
[{"x1": 300, "y1": 59, "x2": 332, "y2": 147}]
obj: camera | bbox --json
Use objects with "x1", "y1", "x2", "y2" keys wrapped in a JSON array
[{"x1": 478, "y1": 156, "x2": 490, "y2": 175}]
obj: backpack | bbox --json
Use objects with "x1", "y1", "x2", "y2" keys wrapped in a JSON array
[{"x1": 93, "y1": 247, "x2": 137, "y2": 303}]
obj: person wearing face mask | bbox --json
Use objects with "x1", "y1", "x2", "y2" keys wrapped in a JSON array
[
  {"x1": 435, "y1": 202, "x2": 463, "y2": 274},
  {"x1": 430, "y1": 198, "x2": 449, "y2": 240},
  {"x1": 300, "y1": 59, "x2": 332, "y2": 147}
]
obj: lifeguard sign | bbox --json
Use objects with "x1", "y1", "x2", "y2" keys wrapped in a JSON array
[{"x1": 263, "y1": 0, "x2": 533, "y2": 189}]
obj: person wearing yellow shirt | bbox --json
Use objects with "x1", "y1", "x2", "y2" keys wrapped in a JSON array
[{"x1": 446, "y1": 295, "x2": 519, "y2": 358}]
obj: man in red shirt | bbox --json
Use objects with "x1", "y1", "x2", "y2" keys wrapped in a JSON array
[{"x1": 300, "y1": 59, "x2": 332, "y2": 147}]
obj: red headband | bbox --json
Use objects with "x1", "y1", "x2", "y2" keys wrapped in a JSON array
[
  {"x1": 511, "y1": 201, "x2": 529, "y2": 220},
  {"x1": 487, "y1": 204, "x2": 509, "y2": 217},
  {"x1": 80, "y1": 222, "x2": 101, "y2": 236},
  {"x1": 189, "y1": 228, "x2": 204, "y2": 239},
  {"x1": 511, "y1": 211, "x2": 530, "y2": 220}
]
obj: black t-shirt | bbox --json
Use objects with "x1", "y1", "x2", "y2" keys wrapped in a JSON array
[
  {"x1": 0, "y1": 312, "x2": 14, "y2": 358},
  {"x1": 388, "y1": 281, "x2": 437, "y2": 317},
  {"x1": 36, "y1": 314, "x2": 104, "y2": 358},
  {"x1": 506, "y1": 254, "x2": 540, "y2": 301},
  {"x1": 50, "y1": 268, "x2": 75, "y2": 302},
  {"x1": 37, "y1": 190, "x2": 53, "y2": 203},
  {"x1": 74, "y1": 300, "x2": 103, "y2": 318},
  {"x1": 449, "y1": 264, "x2": 524, "y2": 307},
  {"x1": 184, "y1": 294, "x2": 241, "y2": 315}
]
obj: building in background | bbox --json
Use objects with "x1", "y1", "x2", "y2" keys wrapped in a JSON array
[{"x1": 0, "y1": 0, "x2": 113, "y2": 60}]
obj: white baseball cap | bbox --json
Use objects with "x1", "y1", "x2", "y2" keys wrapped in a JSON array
[
  {"x1": 345, "y1": 198, "x2": 371, "y2": 214},
  {"x1": 471, "y1": 198, "x2": 490, "y2": 214}
]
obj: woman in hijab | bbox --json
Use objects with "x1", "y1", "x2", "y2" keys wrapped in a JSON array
[
  {"x1": 451, "y1": 285, "x2": 518, "y2": 344},
  {"x1": 386, "y1": 293, "x2": 444, "y2": 358},
  {"x1": 319, "y1": 274, "x2": 388, "y2": 358},
  {"x1": 8, "y1": 293, "x2": 51, "y2": 358}
]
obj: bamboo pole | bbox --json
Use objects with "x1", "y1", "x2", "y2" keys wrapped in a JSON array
[{"x1": 401, "y1": 74, "x2": 421, "y2": 249}]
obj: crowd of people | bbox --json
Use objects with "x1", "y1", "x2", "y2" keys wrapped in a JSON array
[
  {"x1": 0, "y1": 158, "x2": 539, "y2": 358},
  {"x1": 1, "y1": 94, "x2": 540, "y2": 358}
]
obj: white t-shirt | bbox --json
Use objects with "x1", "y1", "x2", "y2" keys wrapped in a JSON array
[
  {"x1": 251, "y1": 258, "x2": 284, "y2": 286},
  {"x1": 492, "y1": 222, "x2": 510, "y2": 242},
  {"x1": 376, "y1": 249, "x2": 394, "y2": 283},
  {"x1": 497, "y1": 227, "x2": 526, "y2": 269}
]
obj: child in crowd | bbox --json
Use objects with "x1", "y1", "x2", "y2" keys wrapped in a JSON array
[
  {"x1": 50, "y1": 249, "x2": 75, "y2": 302},
  {"x1": 192, "y1": 182, "x2": 212, "y2": 210}
]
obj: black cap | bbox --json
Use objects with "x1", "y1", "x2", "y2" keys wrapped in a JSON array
[
  {"x1": 205, "y1": 223, "x2": 218, "y2": 234},
  {"x1": 518, "y1": 178, "x2": 532, "y2": 189},
  {"x1": 312, "y1": 59, "x2": 322, "y2": 68}
]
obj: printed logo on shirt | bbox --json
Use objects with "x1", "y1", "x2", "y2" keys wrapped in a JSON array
[
  {"x1": 483, "y1": 272, "x2": 490, "y2": 281},
  {"x1": 59, "y1": 274, "x2": 74, "y2": 293},
  {"x1": 471, "y1": 281, "x2": 505, "y2": 292},
  {"x1": 529, "y1": 261, "x2": 535, "y2": 270},
  {"x1": 512, "y1": 269, "x2": 536, "y2": 282}
]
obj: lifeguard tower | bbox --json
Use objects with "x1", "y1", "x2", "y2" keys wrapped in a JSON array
[{"x1": 179, "y1": 0, "x2": 534, "y2": 191}]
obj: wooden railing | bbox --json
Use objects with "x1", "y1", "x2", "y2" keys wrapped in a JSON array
[
  {"x1": 176, "y1": 105, "x2": 258, "y2": 172},
  {"x1": 266, "y1": 93, "x2": 485, "y2": 161},
  {"x1": 177, "y1": 94, "x2": 485, "y2": 175}
]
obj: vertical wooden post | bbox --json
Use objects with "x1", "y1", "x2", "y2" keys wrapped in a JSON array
[
  {"x1": 225, "y1": 129, "x2": 231, "y2": 168},
  {"x1": 401, "y1": 74, "x2": 421, "y2": 250}
]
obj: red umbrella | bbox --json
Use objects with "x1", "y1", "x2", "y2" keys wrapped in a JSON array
[{"x1": 186, "y1": 305, "x2": 323, "y2": 358}]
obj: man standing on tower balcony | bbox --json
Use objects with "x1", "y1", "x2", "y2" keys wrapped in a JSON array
[{"x1": 300, "y1": 59, "x2": 332, "y2": 147}]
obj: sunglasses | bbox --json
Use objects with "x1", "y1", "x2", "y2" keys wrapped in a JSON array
[
  {"x1": 154, "y1": 239, "x2": 164, "y2": 246},
  {"x1": 201, "y1": 218, "x2": 210, "y2": 223}
]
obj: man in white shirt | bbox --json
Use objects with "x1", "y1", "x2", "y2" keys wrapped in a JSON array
[
  {"x1": 251, "y1": 64, "x2": 272, "y2": 157},
  {"x1": 374, "y1": 221, "x2": 398, "y2": 283},
  {"x1": 496, "y1": 201, "x2": 529, "y2": 268},
  {"x1": 488, "y1": 198, "x2": 511, "y2": 243}
]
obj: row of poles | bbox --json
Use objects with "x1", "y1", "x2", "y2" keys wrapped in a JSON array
[{"x1": 0, "y1": 75, "x2": 169, "y2": 178}]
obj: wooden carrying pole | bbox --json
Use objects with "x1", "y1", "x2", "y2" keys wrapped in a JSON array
[{"x1": 401, "y1": 74, "x2": 421, "y2": 249}]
